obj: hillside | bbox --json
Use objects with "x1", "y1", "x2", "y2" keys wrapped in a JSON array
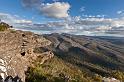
[
  {"x1": 42, "y1": 33, "x2": 124, "y2": 81},
  {"x1": 0, "y1": 23, "x2": 124, "y2": 82},
  {"x1": 92, "y1": 36, "x2": 124, "y2": 48}
]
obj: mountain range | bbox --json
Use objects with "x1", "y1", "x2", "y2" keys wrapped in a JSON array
[{"x1": 0, "y1": 22, "x2": 124, "y2": 82}]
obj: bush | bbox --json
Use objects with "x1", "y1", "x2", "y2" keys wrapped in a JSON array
[
  {"x1": 25, "y1": 67, "x2": 48, "y2": 82},
  {"x1": 90, "y1": 74, "x2": 102, "y2": 82},
  {"x1": 112, "y1": 71, "x2": 124, "y2": 81},
  {"x1": 0, "y1": 22, "x2": 10, "y2": 31}
]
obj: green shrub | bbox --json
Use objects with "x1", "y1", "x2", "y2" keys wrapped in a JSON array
[
  {"x1": 0, "y1": 22, "x2": 9, "y2": 31},
  {"x1": 112, "y1": 70, "x2": 124, "y2": 81},
  {"x1": 25, "y1": 67, "x2": 48, "y2": 82}
]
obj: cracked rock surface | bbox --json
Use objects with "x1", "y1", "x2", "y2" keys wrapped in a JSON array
[{"x1": 0, "y1": 30, "x2": 53, "y2": 82}]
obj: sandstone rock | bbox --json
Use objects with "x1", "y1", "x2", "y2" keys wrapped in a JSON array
[{"x1": 0, "y1": 30, "x2": 53, "y2": 82}]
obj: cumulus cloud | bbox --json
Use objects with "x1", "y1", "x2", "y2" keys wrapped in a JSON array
[
  {"x1": 21, "y1": 0, "x2": 71, "y2": 18},
  {"x1": 40, "y1": 2, "x2": 71, "y2": 18}
]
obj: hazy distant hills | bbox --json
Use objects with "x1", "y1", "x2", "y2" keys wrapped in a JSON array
[
  {"x1": 43, "y1": 33, "x2": 124, "y2": 76},
  {"x1": 92, "y1": 36, "x2": 124, "y2": 48}
]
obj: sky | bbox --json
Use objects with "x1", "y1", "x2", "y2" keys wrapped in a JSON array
[{"x1": 0, "y1": 0, "x2": 124, "y2": 37}]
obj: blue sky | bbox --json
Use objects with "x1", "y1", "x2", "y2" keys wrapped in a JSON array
[
  {"x1": 0, "y1": 0, "x2": 124, "y2": 21},
  {"x1": 0, "y1": 0, "x2": 124, "y2": 36}
]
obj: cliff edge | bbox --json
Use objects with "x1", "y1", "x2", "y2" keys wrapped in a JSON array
[{"x1": 0, "y1": 24, "x2": 54, "y2": 82}]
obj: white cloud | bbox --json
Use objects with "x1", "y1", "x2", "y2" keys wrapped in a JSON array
[
  {"x1": 82, "y1": 14, "x2": 106, "y2": 18},
  {"x1": 1, "y1": 12, "x2": 123, "y2": 37},
  {"x1": 21, "y1": 0, "x2": 71, "y2": 18},
  {"x1": 40, "y1": 2, "x2": 71, "y2": 18},
  {"x1": 117, "y1": 10, "x2": 124, "y2": 16},
  {"x1": 16, "y1": 19, "x2": 32, "y2": 24},
  {"x1": 80, "y1": 7, "x2": 85, "y2": 12},
  {"x1": 20, "y1": 17, "x2": 123, "y2": 37},
  {"x1": 0, "y1": 13, "x2": 32, "y2": 26},
  {"x1": 117, "y1": 11, "x2": 123, "y2": 14}
]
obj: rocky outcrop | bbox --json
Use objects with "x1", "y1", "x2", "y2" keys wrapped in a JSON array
[
  {"x1": 38, "y1": 51, "x2": 54, "y2": 64},
  {"x1": 0, "y1": 30, "x2": 53, "y2": 82}
]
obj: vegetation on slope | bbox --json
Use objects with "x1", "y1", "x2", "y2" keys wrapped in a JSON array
[
  {"x1": 26, "y1": 55, "x2": 109, "y2": 82},
  {"x1": 26, "y1": 56, "x2": 87, "y2": 82},
  {"x1": 24, "y1": 33, "x2": 124, "y2": 82},
  {"x1": 42, "y1": 33, "x2": 124, "y2": 81},
  {"x1": 25, "y1": 33, "x2": 124, "y2": 82},
  {"x1": 0, "y1": 22, "x2": 11, "y2": 31}
]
